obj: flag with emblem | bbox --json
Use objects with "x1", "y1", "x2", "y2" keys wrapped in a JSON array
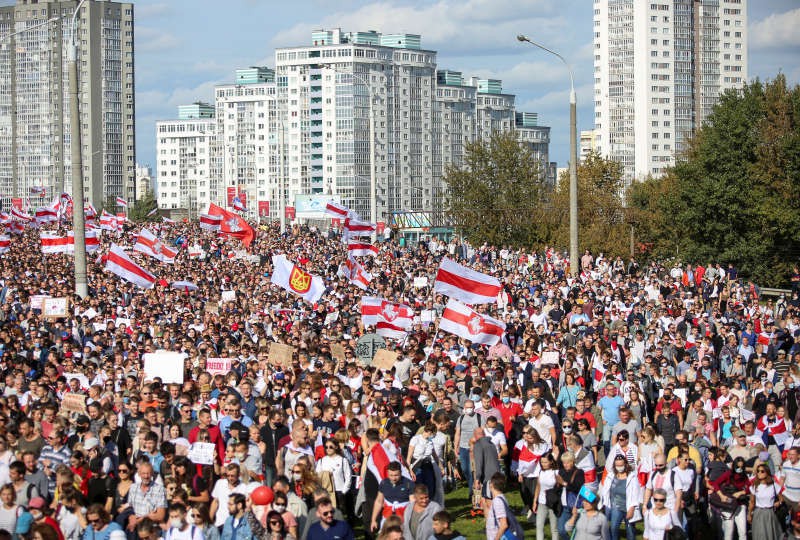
[
  {"x1": 434, "y1": 257, "x2": 502, "y2": 305},
  {"x1": 361, "y1": 296, "x2": 413, "y2": 330},
  {"x1": 232, "y1": 196, "x2": 247, "y2": 212},
  {"x1": 439, "y1": 299, "x2": 505, "y2": 346},
  {"x1": 270, "y1": 254, "x2": 325, "y2": 303},
  {"x1": 207, "y1": 203, "x2": 255, "y2": 247},
  {"x1": 338, "y1": 256, "x2": 372, "y2": 291},
  {"x1": 133, "y1": 228, "x2": 177, "y2": 263},
  {"x1": 105, "y1": 244, "x2": 156, "y2": 289}
]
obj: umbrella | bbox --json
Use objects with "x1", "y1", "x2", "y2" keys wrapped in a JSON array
[{"x1": 171, "y1": 281, "x2": 198, "y2": 291}]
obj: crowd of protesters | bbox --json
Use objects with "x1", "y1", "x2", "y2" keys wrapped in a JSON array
[{"x1": 0, "y1": 217, "x2": 800, "y2": 540}]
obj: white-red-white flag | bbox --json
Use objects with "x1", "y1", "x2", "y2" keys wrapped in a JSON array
[
  {"x1": 105, "y1": 244, "x2": 156, "y2": 289},
  {"x1": 0, "y1": 235, "x2": 10, "y2": 254},
  {"x1": 199, "y1": 213, "x2": 222, "y2": 231},
  {"x1": 147, "y1": 208, "x2": 158, "y2": 217},
  {"x1": 324, "y1": 200, "x2": 350, "y2": 219},
  {"x1": 338, "y1": 256, "x2": 372, "y2": 291},
  {"x1": 7, "y1": 222, "x2": 24, "y2": 235},
  {"x1": 434, "y1": 257, "x2": 502, "y2": 305},
  {"x1": 68, "y1": 230, "x2": 100, "y2": 253},
  {"x1": 133, "y1": 228, "x2": 177, "y2": 263},
  {"x1": 439, "y1": 299, "x2": 506, "y2": 346},
  {"x1": 361, "y1": 296, "x2": 413, "y2": 331},
  {"x1": 11, "y1": 207, "x2": 32, "y2": 222},
  {"x1": 116, "y1": 197, "x2": 128, "y2": 208},
  {"x1": 342, "y1": 216, "x2": 376, "y2": 242},
  {"x1": 41, "y1": 232, "x2": 69, "y2": 254},
  {"x1": 29, "y1": 186, "x2": 46, "y2": 197},
  {"x1": 162, "y1": 216, "x2": 176, "y2": 224},
  {"x1": 99, "y1": 210, "x2": 117, "y2": 231},
  {"x1": 232, "y1": 196, "x2": 246, "y2": 212},
  {"x1": 347, "y1": 241, "x2": 378, "y2": 257}
]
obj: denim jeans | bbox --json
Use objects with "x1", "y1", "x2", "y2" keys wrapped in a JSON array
[
  {"x1": 557, "y1": 507, "x2": 573, "y2": 540},
  {"x1": 458, "y1": 447, "x2": 472, "y2": 496},
  {"x1": 605, "y1": 506, "x2": 636, "y2": 540}
]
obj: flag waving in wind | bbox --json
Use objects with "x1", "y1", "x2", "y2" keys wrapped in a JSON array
[
  {"x1": 133, "y1": 228, "x2": 177, "y2": 263},
  {"x1": 116, "y1": 197, "x2": 128, "y2": 208},
  {"x1": 434, "y1": 257, "x2": 502, "y2": 305},
  {"x1": 439, "y1": 299, "x2": 506, "y2": 346},
  {"x1": 105, "y1": 244, "x2": 156, "y2": 288},
  {"x1": 232, "y1": 196, "x2": 247, "y2": 212},
  {"x1": 338, "y1": 256, "x2": 372, "y2": 290},
  {"x1": 271, "y1": 254, "x2": 325, "y2": 303},
  {"x1": 325, "y1": 200, "x2": 351, "y2": 219},
  {"x1": 207, "y1": 203, "x2": 255, "y2": 247},
  {"x1": 361, "y1": 297, "x2": 414, "y2": 339}
]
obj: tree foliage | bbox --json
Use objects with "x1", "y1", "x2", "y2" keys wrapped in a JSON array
[
  {"x1": 629, "y1": 75, "x2": 800, "y2": 286},
  {"x1": 128, "y1": 190, "x2": 158, "y2": 222},
  {"x1": 443, "y1": 131, "x2": 548, "y2": 247},
  {"x1": 547, "y1": 151, "x2": 630, "y2": 259}
]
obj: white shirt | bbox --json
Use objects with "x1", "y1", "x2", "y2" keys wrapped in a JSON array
[
  {"x1": 164, "y1": 524, "x2": 204, "y2": 540},
  {"x1": 409, "y1": 434, "x2": 436, "y2": 464},
  {"x1": 528, "y1": 413, "x2": 555, "y2": 445},
  {"x1": 750, "y1": 482, "x2": 779, "y2": 508},
  {"x1": 487, "y1": 428, "x2": 507, "y2": 454},
  {"x1": 316, "y1": 454, "x2": 352, "y2": 492},
  {"x1": 210, "y1": 480, "x2": 249, "y2": 527}
]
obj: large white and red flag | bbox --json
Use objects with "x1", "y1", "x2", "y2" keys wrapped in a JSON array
[
  {"x1": 7, "y1": 222, "x2": 24, "y2": 235},
  {"x1": 105, "y1": 244, "x2": 156, "y2": 288},
  {"x1": 366, "y1": 439, "x2": 412, "y2": 483},
  {"x1": 361, "y1": 296, "x2": 413, "y2": 329},
  {"x1": 116, "y1": 197, "x2": 128, "y2": 208},
  {"x1": 342, "y1": 216, "x2": 376, "y2": 242},
  {"x1": 35, "y1": 197, "x2": 60, "y2": 224},
  {"x1": 207, "y1": 203, "x2": 255, "y2": 247},
  {"x1": 324, "y1": 200, "x2": 350, "y2": 219},
  {"x1": 439, "y1": 299, "x2": 506, "y2": 346},
  {"x1": 271, "y1": 254, "x2": 325, "y2": 303},
  {"x1": 133, "y1": 228, "x2": 177, "y2": 263},
  {"x1": 433, "y1": 257, "x2": 502, "y2": 305},
  {"x1": 0, "y1": 235, "x2": 10, "y2": 254},
  {"x1": 67, "y1": 230, "x2": 100, "y2": 253},
  {"x1": 199, "y1": 213, "x2": 222, "y2": 231},
  {"x1": 41, "y1": 232, "x2": 70, "y2": 254},
  {"x1": 99, "y1": 210, "x2": 117, "y2": 231},
  {"x1": 339, "y1": 256, "x2": 372, "y2": 291},
  {"x1": 347, "y1": 241, "x2": 378, "y2": 257}
]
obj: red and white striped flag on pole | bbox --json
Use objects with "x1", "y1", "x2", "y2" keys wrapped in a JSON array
[
  {"x1": 199, "y1": 213, "x2": 222, "y2": 231},
  {"x1": 342, "y1": 216, "x2": 376, "y2": 242},
  {"x1": 11, "y1": 207, "x2": 32, "y2": 223},
  {"x1": 0, "y1": 235, "x2": 10, "y2": 254},
  {"x1": 365, "y1": 441, "x2": 412, "y2": 483},
  {"x1": 147, "y1": 208, "x2": 158, "y2": 217},
  {"x1": 439, "y1": 299, "x2": 506, "y2": 346},
  {"x1": 115, "y1": 197, "x2": 128, "y2": 208},
  {"x1": 338, "y1": 256, "x2": 372, "y2": 290},
  {"x1": 324, "y1": 200, "x2": 350, "y2": 219},
  {"x1": 361, "y1": 296, "x2": 413, "y2": 330},
  {"x1": 41, "y1": 232, "x2": 70, "y2": 254},
  {"x1": 433, "y1": 257, "x2": 502, "y2": 305},
  {"x1": 347, "y1": 241, "x2": 378, "y2": 257},
  {"x1": 133, "y1": 228, "x2": 177, "y2": 264},
  {"x1": 105, "y1": 244, "x2": 156, "y2": 288}
]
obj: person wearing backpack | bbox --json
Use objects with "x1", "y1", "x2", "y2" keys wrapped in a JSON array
[
  {"x1": 486, "y1": 472, "x2": 525, "y2": 540},
  {"x1": 163, "y1": 503, "x2": 202, "y2": 540}
]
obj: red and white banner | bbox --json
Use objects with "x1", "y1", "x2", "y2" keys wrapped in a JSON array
[
  {"x1": 105, "y1": 244, "x2": 156, "y2": 289},
  {"x1": 41, "y1": 231, "x2": 100, "y2": 254},
  {"x1": 434, "y1": 257, "x2": 502, "y2": 305},
  {"x1": 258, "y1": 201, "x2": 270, "y2": 217},
  {"x1": 199, "y1": 213, "x2": 222, "y2": 231},
  {"x1": 361, "y1": 296, "x2": 413, "y2": 330},
  {"x1": 35, "y1": 206, "x2": 59, "y2": 224},
  {"x1": 116, "y1": 197, "x2": 128, "y2": 208},
  {"x1": 343, "y1": 216, "x2": 376, "y2": 242},
  {"x1": 339, "y1": 256, "x2": 372, "y2": 291},
  {"x1": 366, "y1": 441, "x2": 412, "y2": 483},
  {"x1": 324, "y1": 201, "x2": 350, "y2": 219},
  {"x1": 271, "y1": 254, "x2": 325, "y2": 303},
  {"x1": 11, "y1": 207, "x2": 32, "y2": 222},
  {"x1": 133, "y1": 228, "x2": 177, "y2": 264},
  {"x1": 6, "y1": 222, "x2": 24, "y2": 235},
  {"x1": 207, "y1": 204, "x2": 255, "y2": 247},
  {"x1": 0, "y1": 235, "x2": 10, "y2": 254},
  {"x1": 347, "y1": 241, "x2": 378, "y2": 257},
  {"x1": 100, "y1": 210, "x2": 121, "y2": 231},
  {"x1": 69, "y1": 230, "x2": 100, "y2": 253},
  {"x1": 439, "y1": 299, "x2": 506, "y2": 346}
]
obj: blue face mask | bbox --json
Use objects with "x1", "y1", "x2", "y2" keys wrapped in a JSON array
[{"x1": 502, "y1": 397, "x2": 510, "y2": 404}]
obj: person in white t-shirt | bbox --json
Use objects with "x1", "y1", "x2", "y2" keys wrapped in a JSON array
[
  {"x1": 164, "y1": 502, "x2": 204, "y2": 540},
  {"x1": 528, "y1": 400, "x2": 556, "y2": 447}
]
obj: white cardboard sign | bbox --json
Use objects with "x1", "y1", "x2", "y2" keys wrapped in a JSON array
[{"x1": 143, "y1": 352, "x2": 185, "y2": 384}]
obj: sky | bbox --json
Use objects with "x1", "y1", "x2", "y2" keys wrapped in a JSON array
[{"x1": 111, "y1": 0, "x2": 800, "y2": 173}]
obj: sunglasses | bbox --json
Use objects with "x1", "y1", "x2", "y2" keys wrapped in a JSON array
[
  {"x1": 320, "y1": 510, "x2": 334, "y2": 517},
  {"x1": 269, "y1": 520, "x2": 282, "y2": 525},
  {"x1": 653, "y1": 498, "x2": 666, "y2": 503},
  {"x1": 325, "y1": 445, "x2": 337, "y2": 450}
]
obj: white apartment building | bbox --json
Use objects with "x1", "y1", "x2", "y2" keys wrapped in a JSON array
[
  {"x1": 593, "y1": 0, "x2": 747, "y2": 183},
  {"x1": 135, "y1": 164, "x2": 153, "y2": 200},
  {"x1": 155, "y1": 110, "x2": 215, "y2": 215},
  {"x1": 0, "y1": 0, "x2": 136, "y2": 211}
]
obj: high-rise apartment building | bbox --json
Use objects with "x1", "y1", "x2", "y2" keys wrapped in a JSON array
[
  {"x1": 0, "y1": 0, "x2": 135, "y2": 211},
  {"x1": 593, "y1": 0, "x2": 747, "y2": 182},
  {"x1": 156, "y1": 30, "x2": 553, "y2": 222}
]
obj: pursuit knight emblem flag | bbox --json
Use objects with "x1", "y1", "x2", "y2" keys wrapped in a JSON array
[{"x1": 289, "y1": 266, "x2": 312, "y2": 294}]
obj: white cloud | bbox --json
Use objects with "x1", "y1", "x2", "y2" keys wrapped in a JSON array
[
  {"x1": 750, "y1": 8, "x2": 800, "y2": 49},
  {"x1": 135, "y1": 3, "x2": 171, "y2": 19},
  {"x1": 136, "y1": 27, "x2": 180, "y2": 53}
]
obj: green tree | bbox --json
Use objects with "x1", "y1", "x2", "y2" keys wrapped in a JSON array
[
  {"x1": 547, "y1": 151, "x2": 629, "y2": 258},
  {"x1": 128, "y1": 190, "x2": 159, "y2": 222},
  {"x1": 443, "y1": 131, "x2": 548, "y2": 247},
  {"x1": 634, "y1": 76, "x2": 800, "y2": 286}
]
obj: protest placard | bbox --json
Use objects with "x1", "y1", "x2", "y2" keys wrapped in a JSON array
[
  {"x1": 143, "y1": 352, "x2": 185, "y2": 384},
  {"x1": 30, "y1": 295, "x2": 50, "y2": 311},
  {"x1": 43, "y1": 297, "x2": 68, "y2": 318},
  {"x1": 330, "y1": 344, "x2": 346, "y2": 362},
  {"x1": 82, "y1": 307, "x2": 98, "y2": 321},
  {"x1": 541, "y1": 351, "x2": 560, "y2": 365},
  {"x1": 269, "y1": 343, "x2": 295, "y2": 368},
  {"x1": 413, "y1": 276, "x2": 429, "y2": 289},
  {"x1": 324, "y1": 311, "x2": 340, "y2": 326},
  {"x1": 221, "y1": 290, "x2": 236, "y2": 303},
  {"x1": 206, "y1": 358, "x2": 232, "y2": 376},
  {"x1": 421, "y1": 309, "x2": 437, "y2": 323},
  {"x1": 187, "y1": 442, "x2": 216, "y2": 465},
  {"x1": 372, "y1": 349, "x2": 399, "y2": 371},
  {"x1": 63, "y1": 372, "x2": 90, "y2": 389},
  {"x1": 62, "y1": 392, "x2": 87, "y2": 414}
]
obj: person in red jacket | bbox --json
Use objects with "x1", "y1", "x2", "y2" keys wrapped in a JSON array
[
  {"x1": 497, "y1": 391, "x2": 523, "y2": 437},
  {"x1": 188, "y1": 408, "x2": 226, "y2": 463}
]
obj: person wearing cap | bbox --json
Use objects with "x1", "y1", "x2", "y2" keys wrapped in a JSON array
[{"x1": 27, "y1": 496, "x2": 64, "y2": 540}]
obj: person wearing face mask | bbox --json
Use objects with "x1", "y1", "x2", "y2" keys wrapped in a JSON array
[
  {"x1": 599, "y1": 455, "x2": 642, "y2": 540},
  {"x1": 497, "y1": 390, "x2": 523, "y2": 439},
  {"x1": 26, "y1": 497, "x2": 64, "y2": 540},
  {"x1": 453, "y1": 400, "x2": 481, "y2": 501},
  {"x1": 209, "y1": 463, "x2": 248, "y2": 528},
  {"x1": 163, "y1": 503, "x2": 202, "y2": 540},
  {"x1": 407, "y1": 422, "x2": 440, "y2": 504}
]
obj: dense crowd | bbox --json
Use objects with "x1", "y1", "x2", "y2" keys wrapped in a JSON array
[{"x1": 0, "y1": 217, "x2": 800, "y2": 540}]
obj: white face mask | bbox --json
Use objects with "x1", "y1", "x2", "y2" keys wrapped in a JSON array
[
  {"x1": 615, "y1": 465, "x2": 626, "y2": 473},
  {"x1": 352, "y1": 407, "x2": 361, "y2": 414},
  {"x1": 292, "y1": 473, "x2": 302, "y2": 482},
  {"x1": 170, "y1": 518, "x2": 183, "y2": 528},
  {"x1": 273, "y1": 504, "x2": 286, "y2": 513}
]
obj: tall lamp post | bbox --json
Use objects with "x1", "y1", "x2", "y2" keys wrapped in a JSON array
[
  {"x1": 70, "y1": 0, "x2": 88, "y2": 297},
  {"x1": 517, "y1": 35, "x2": 579, "y2": 276},
  {"x1": 323, "y1": 66, "x2": 377, "y2": 237}
]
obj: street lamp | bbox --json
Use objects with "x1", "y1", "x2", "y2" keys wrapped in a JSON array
[
  {"x1": 70, "y1": 0, "x2": 88, "y2": 298},
  {"x1": 517, "y1": 34, "x2": 579, "y2": 276},
  {"x1": 323, "y1": 66, "x2": 377, "y2": 237}
]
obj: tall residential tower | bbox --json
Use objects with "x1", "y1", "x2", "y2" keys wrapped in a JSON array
[{"x1": 593, "y1": 0, "x2": 747, "y2": 183}]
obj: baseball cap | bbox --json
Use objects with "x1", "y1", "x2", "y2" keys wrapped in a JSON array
[
  {"x1": 27, "y1": 497, "x2": 46, "y2": 510},
  {"x1": 83, "y1": 438, "x2": 99, "y2": 451}
]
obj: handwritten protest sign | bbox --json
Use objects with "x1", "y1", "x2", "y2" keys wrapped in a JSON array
[
  {"x1": 43, "y1": 297, "x2": 69, "y2": 318},
  {"x1": 62, "y1": 392, "x2": 87, "y2": 414},
  {"x1": 30, "y1": 295, "x2": 51, "y2": 311},
  {"x1": 206, "y1": 358, "x2": 232, "y2": 376},
  {"x1": 143, "y1": 352, "x2": 185, "y2": 384},
  {"x1": 372, "y1": 349, "x2": 399, "y2": 371},
  {"x1": 413, "y1": 277, "x2": 429, "y2": 289},
  {"x1": 330, "y1": 344, "x2": 346, "y2": 362},
  {"x1": 541, "y1": 351, "x2": 560, "y2": 365},
  {"x1": 324, "y1": 311, "x2": 340, "y2": 326},
  {"x1": 187, "y1": 442, "x2": 216, "y2": 465},
  {"x1": 269, "y1": 343, "x2": 295, "y2": 368}
]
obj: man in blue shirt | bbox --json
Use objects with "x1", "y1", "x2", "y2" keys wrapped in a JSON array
[
  {"x1": 307, "y1": 496, "x2": 355, "y2": 540},
  {"x1": 598, "y1": 383, "x2": 624, "y2": 459}
]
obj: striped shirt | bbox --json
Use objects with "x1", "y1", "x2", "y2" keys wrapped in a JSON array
[
  {"x1": 783, "y1": 459, "x2": 800, "y2": 503},
  {"x1": 39, "y1": 444, "x2": 71, "y2": 496}
]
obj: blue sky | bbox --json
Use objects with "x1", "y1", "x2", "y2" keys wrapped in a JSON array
[{"x1": 110, "y1": 0, "x2": 800, "y2": 172}]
